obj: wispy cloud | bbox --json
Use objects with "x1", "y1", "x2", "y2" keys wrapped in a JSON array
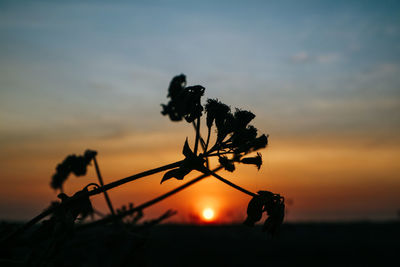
[
  {"x1": 290, "y1": 51, "x2": 341, "y2": 64},
  {"x1": 316, "y1": 53, "x2": 341, "y2": 63},
  {"x1": 290, "y1": 51, "x2": 310, "y2": 63}
]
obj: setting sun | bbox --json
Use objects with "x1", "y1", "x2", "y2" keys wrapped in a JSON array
[{"x1": 202, "y1": 208, "x2": 215, "y2": 221}]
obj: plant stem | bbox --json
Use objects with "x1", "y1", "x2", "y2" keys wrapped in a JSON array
[
  {"x1": 206, "y1": 143, "x2": 219, "y2": 155},
  {"x1": 192, "y1": 121, "x2": 206, "y2": 152},
  {"x1": 193, "y1": 117, "x2": 201, "y2": 155},
  {"x1": 206, "y1": 151, "x2": 234, "y2": 157},
  {"x1": 78, "y1": 166, "x2": 223, "y2": 229},
  {"x1": 191, "y1": 120, "x2": 209, "y2": 168},
  {"x1": 88, "y1": 160, "x2": 183, "y2": 197},
  {"x1": 204, "y1": 126, "x2": 211, "y2": 153},
  {"x1": 200, "y1": 166, "x2": 257, "y2": 197},
  {"x1": 93, "y1": 156, "x2": 116, "y2": 216},
  {"x1": 1, "y1": 159, "x2": 184, "y2": 243}
]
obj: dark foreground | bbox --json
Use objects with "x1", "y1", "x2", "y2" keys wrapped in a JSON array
[
  {"x1": 1, "y1": 222, "x2": 399, "y2": 266},
  {"x1": 146, "y1": 222, "x2": 399, "y2": 267}
]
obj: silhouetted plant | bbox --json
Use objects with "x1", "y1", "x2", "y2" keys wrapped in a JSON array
[
  {"x1": 160, "y1": 74, "x2": 268, "y2": 181},
  {"x1": 244, "y1": 191, "x2": 285, "y2": 236},
  {"x1": 50, "y1": 149, "x2": 97, "y2": 191},
  {"x1": 160, "y1": 74, "x2": 283, "y2": 235},
  {"x1": 1, "y1": 74, "x2": 285, "y2": 265},
  {"x1": 51, "y1": 149, "x2": 116, "y2": 216}
]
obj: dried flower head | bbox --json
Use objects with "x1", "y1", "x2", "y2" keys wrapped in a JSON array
[
  {"x1": 50, "y1": 149, "x2": 98, "y2": 191},
  {"x1": 205, "y1": 98, "x2": 231, "y2": 129},
  {"x1": 160, "y1": 75, "x2": 269, "y2": 179},
  {"x1": 218, "y1": 156, "x2": 235, "y2": 172},
  {"x1": 204, "y1": 100, "x2": 267, "y2": 172},
  {"x1": 244, "y1": 191, "x2": 285, "y2": 236},
  {"x1": 161, "y1": 74, "x2": 205, "y2": 123},
  {"x1": 240, "y1": 153, "x2": 262, "y2": 170}
]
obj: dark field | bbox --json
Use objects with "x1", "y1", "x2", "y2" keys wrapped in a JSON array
[
  {"x1": 1, "y1": 222, "x2": 399, "y2": 266},
  {"x1": 145, "y1": 222, "x2": 399, "y2": 266}
]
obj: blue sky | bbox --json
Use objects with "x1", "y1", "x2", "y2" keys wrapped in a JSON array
[
  {"x1": 1, "y1": 0, "x2": 399, "y2": 141},
  {"x1": 0, "y1": 0, "x2": 399, "y2": 221}
]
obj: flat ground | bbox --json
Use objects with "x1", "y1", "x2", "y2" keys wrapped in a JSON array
[
  {"x1": 1, "y1": 222, "x2": 399, "y2": 266},
  {"x1": 145, "y1": 222, "x2": 399, "y2": 266}
]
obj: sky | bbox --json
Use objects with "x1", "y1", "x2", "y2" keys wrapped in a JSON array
[{"x1": 0, "y1": 0, "x2": 399, "y2": 223}]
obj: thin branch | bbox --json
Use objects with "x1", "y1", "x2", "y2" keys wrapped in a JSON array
[
  {"x1": 78, "y1": 166, "x2": 223, "y2": 229},
  {"x1": 204, "y1": 126, "x2": 211, "y2": 153},
  {"x1": 88, "y1": 160, "x2": 183, "y2": 197},
  {"x1": 93, "y1": 156, "x2": 116, "y2": 216},
  {"x1": 206, "y1": 151, "x2": 235, "y2": 157},
  {"x1": 191, "y1": 120, "x2": 209, "y2": 168},
  {"x1": 193, "y1": 117, "x2": 201, "y2": 155},
  {"x1": 200, "y1": 166, "x2": 257, "y2": 197},
  {"x1": 191, "y1": 121, "x2": 206, "y2": 152}
]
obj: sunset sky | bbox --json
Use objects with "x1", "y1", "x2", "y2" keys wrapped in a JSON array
[{"x1": 0, "y1": 0, "x2": 399, "y2": 223}]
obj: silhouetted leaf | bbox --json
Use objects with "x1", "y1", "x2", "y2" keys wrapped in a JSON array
[
  {"x1": 56, "y1": 188, "x2": 94, "y2": 221},
  {"x1": 161, "y1": 167, "x2": 192, "y2": 183},
  {"x1": 161, "y1": 139, "x2": 205, "y2": 183},
  {"x1": 73, "y1": 188, "x2": 94, "y2": 220},
  {"x1": 182, "y1": 138, "x2": 193, "y2": 158}
]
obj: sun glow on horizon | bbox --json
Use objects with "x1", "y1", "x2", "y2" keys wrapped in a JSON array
[{"x1": 202, "y1": 208, "x2": 215, "y2": 221}]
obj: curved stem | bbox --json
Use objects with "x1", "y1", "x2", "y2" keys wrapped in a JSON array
[
  {"x1": 199, "y1": 166, "x2": 257, "y2": 197},
  {"x1": 78, "y1": 166, "x2": 223, "y2": 229}
]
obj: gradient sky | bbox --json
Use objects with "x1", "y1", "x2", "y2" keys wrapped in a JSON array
[{"x1": 0, "y1": 0, "x2": 399, "y2": 222}]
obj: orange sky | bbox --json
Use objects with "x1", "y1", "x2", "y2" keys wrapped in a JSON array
[
  {"x1": 1, "y1": 1, "x2": 400, "y2": 223},
  {"x1": 1, "y1": 124, "x2": 399, "y2": 222}
]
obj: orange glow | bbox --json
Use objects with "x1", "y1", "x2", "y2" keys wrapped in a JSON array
[
  {"x1": 202, "y1": 208, "x2": 215, "y2": 221},
  {"x1": 0, "y1": 131, "x2": 399, "y2": 222}
]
